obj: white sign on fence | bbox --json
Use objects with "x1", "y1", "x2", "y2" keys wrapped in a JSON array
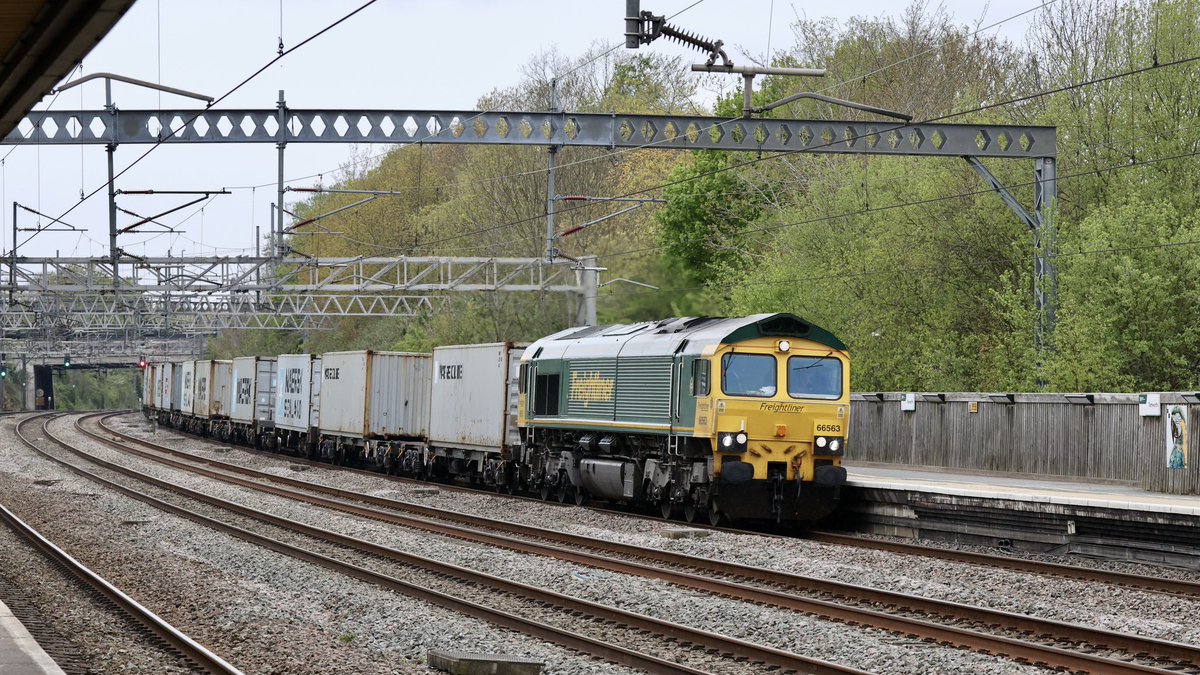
[{"x1": 1139, "y1": 393, "x2": 1161, "y2": 417}]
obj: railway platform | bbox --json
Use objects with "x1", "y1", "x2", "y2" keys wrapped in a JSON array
[
  {"x1": 0, "y1": 599, "x2": 65, "y2": 674},
  {"x1": 832, "y1": 464, "x2": 1200, "y2": 568}
]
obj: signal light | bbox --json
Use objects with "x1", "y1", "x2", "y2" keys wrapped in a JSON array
[
  {"x1": 138, "y1": 356, "x2": 147, "y2": 369},
  {"x1": 63, "y1": 353, "x2": 71, "y2": 368},
  {"x1": 0, "y1": 363, "x2": 8, "y2": 379}
]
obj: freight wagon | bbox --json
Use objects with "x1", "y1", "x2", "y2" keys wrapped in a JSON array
[
  {"x1": 420, "y1": 342, "x2": 524, "y2": 487},
  {"x1": 316, "y1": 351, "x2": 430, "y2": 466},
  {"x1": 269, "y1": 354, "x2": 322, "y2": 456},
  {"x1": 218, "y1": 356, "x2": 277, "y2": 446}
]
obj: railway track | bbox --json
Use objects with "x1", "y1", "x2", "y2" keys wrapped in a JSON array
[
  {"x1": 805, "y1": 531, "x2": 1200, "y2": 599},
  {"x1": 131, "y1": 409, "x2": 1200, "y2": 601},
  {"x1": 30, "y1": 411, "x2": 867, "y2": 675},
  {"x1": 0, "y1": 437, "x2": 241, "y2": 675},
  {"x1": 88, "y1": 411, "x2": 1200, "y2": 674}
]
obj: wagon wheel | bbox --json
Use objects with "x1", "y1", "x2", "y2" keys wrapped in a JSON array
[
  {"x1": 574, "y1": 488, "x2": 588, "y2": 506},
  {"x1": 539, "y1": 480, "x2": 552, "y2": 501},
  {"x1": 707, "y1": 501, "x2": 723, "y2": 527},
  {"x1": 683, "y1": 498, "x2": 699, "y2": 523},
  {"x1": 556, "y1": 481, "x2": 571, "y2": 504},
  {"x1": 659, "y1": 498, "x2": 674, "y2": 520}
]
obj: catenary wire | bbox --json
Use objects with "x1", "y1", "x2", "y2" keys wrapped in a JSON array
[
  {"x1": 292, "y1": 0, "x2": 1059, "y2": 248},
  {"x1": 397, "y1": 51, "x2": 1200, "y2": 256}
]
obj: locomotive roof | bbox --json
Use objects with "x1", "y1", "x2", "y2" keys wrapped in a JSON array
[{"x1": 524, "y1": 313, "x2": 846, "y2": 361}]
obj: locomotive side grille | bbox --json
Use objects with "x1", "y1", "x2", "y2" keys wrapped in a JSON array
[{"x1": 616, "y1": 356, "x2": 673, "y2": 423}]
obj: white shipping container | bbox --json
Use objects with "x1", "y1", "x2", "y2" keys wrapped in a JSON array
[
  {"x1": 231, "y1": 356, "x2": 277, "y2": 424},
  {"x1": 142, "y1": 364, "x2": 156, "y2": 408},
  {"x1": 180, "y1": 361, "x2": 196, "y2": 413},
  {"x1": 274, "y1": 354, "x2": 321, "y2": 433},
  {"x1": 155, "y1": 364, "x2": 167, "y2": 409},
  {"x1": 318, "y1": 351, "x2": 430, "y2": 439},
  {"x1": 430, "y1": 343, "x2": 524, "y2": 451}
]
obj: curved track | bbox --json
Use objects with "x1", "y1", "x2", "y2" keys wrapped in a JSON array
[
  {"x1": 91, "y1": 412, "x2": 1200, "y2": 674},
  {"x1": 8, "y1": 413, "x2": 241, "y2": 675},
  {"x1": 33, "y1": 412, "x2": 867, "y2": 675}
]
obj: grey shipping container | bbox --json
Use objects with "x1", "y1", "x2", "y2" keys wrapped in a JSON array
[
  {"x1": 275, "y1": 354, "x2": 321, "y2": 433},
  {"x1": 180, "y1": 361, "x2": 196, "y2": 413},
  {"x1": 170, "y1": 362, "x2": 183, "y2": 410},
  {"x1": 191, "y1": 360, "x2": 233, "y2": 419},
  {"x1": 429, "y1": 343, "x2": 524, "y2": 451},
  {"x1": 318, "y1": 351, "x2": 430, "y2": 439},
  {"x1": 231, "y1": 356, "x2": 277, "y2": 425}
]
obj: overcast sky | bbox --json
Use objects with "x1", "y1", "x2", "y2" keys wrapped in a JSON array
[{"x1": 0, "y1": 0, "x2": 1042, "y2": 260}]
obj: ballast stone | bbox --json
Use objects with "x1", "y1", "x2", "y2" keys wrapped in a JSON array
[{"x1": 427, "y1": 649, "x2": 543, "y2": 675}]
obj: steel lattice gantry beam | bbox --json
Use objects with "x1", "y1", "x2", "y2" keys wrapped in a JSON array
[
  {"x1": 0, "y1": 255, "x2": 589, "y2": 335},
  {"x1": 4, "y1": 108, "x2": 1056, "y2": 158},
  {"x1": 2, "y1": 103, "x2": 1057, "y2": 345}
]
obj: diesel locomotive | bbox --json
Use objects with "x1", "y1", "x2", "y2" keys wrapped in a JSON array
[
  {"x1": 518, "y1": 313, "x2": 849, "y2": 524},
  {"x1": 143, "y1": 312, "x2": 850, "y2": 524}
]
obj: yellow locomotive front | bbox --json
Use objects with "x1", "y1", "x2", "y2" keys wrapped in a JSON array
[{"x1": 694, "y1": 334, "x2": 849, "y2": 523}]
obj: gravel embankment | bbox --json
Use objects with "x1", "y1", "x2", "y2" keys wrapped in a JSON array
[
  {"x1": 1, "y1": 413, "x2": 638, "y2": 675},
  {"x1": 110, "y1": 414, "x2": 1200, "y2": 647},
  {"x1": 75, "y1": 414, "x2": 1046, "y2": 674}
]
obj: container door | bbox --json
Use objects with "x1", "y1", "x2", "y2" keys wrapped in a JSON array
[
  {"x1": 310, "y1": 357, "x2": 322, "y2": 431},
  {"x1": 505, "y1": 347, "x2": 523, "y2": 447}
]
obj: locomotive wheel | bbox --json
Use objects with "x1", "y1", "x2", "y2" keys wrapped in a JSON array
[
  {"x1": 574, "y1": 489, "x2": 588, "y2": 506},
  {"x1": 683, "y1": 499, "x2": 699, "y2": 523},
  {"x1": 707, "y1": 501, "x2": 723, "y2": 527},
  {"x1": 556, "y1": 482, "x2": 570, "y2": 503},
  {"x1": 539, "y1": 482, "x2": 551, "y2": 501},
  {"x1": 659, "y1": 499, "x2": 673, "y2": 520}
]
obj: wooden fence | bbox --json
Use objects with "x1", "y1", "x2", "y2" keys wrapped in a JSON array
[{"x1": 847, "y1": 393, "x2": 1200, "y2": 494}]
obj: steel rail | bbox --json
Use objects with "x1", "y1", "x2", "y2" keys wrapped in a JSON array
[
  {"x1": 94, "y1": 413, "x2": 1200, "y2": 674},
  {"x1": 806, "y1": 531, "x2": 1200, "y2": 598},
  {"x1": 40, "y1": 413, "x2": 862, "y2": 675},
  {"x1": 6, "y1": 415, "x2": 242, "y2": 675},
  {"x1": 135, "y1": 411, "x2": 1200, "y2": 602}
]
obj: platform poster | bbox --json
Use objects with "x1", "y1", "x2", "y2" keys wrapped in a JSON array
[{"x1": 1167, "y1": 404, "x2": 1188, "y2": 469}]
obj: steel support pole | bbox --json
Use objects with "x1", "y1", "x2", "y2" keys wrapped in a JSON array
[
  {"x1": 1034, "y1": 156, "x2": 1057, "y2": 347},
  {"x1": 276, "y1": 90, "x2": 287, "y2": 258},
  {"x1": 106, "y1": 77, "x2": 119, "y2": 288},
  {"x1": 22, "y1": 356, "x2": 31, "y2": 410},
  {"x1": 545, "y1": 79, "x2": 559, "y2": 263},
  {"x1": 576, "y1": 256, "x2": 598, "y2": 326},
  {"x1": 9, "y1": 201, "x2": 15, "y2": 303}
]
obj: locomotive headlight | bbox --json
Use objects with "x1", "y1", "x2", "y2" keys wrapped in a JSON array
[
  {"x1": 722, "y1": 435, "x2": 734, "y2": 448},
  {"x1": 736, "y1": 432, "x2": 747, "y2": 445},
  {"x1": 829, "y1": 438, "x2": 841, "y2": 452},
  {"x1": 816, "y1": 436, "x2": 828, "y2": 448},
  {"x1": 778, "y1": 340, "x2": 791, "y2": 353}
]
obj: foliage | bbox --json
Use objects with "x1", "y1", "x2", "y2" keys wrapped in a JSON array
[
  {"x1": 53, "y1": 369, "x2": 139, "y2": 410},
  {"x1": 201, "y1": 0, "x2": 1200, "y2": 394}
]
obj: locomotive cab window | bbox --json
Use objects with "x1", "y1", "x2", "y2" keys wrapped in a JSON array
[
  {"x1": 787, "y1": 355, "x2": 842, "y2": 399},
  {"x1": 721, "y1": 353, "x2": 776, "y2": 398},
  {"x1": 692, "y1": 359, "x2": 710, "y2": 396},
  {"x1": 533, "y1": 372, "x2": 560, "y2": 415}
]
